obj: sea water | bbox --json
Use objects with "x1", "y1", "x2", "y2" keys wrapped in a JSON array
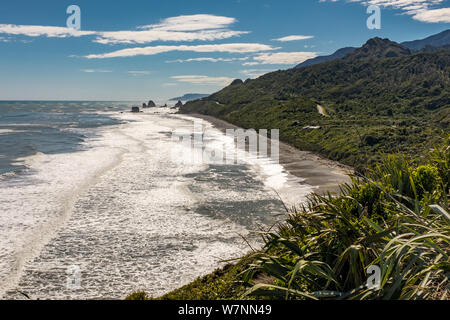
[{"x1": 0, "y1": 101, "x2": 314, "y2": 299}]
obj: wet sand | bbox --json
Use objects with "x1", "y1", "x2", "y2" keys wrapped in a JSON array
[{"x1": 189, "y1": 113, "x2": 353, "y2": 195}]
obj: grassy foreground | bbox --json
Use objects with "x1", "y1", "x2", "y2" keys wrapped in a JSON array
[{"x1": 127, "y1": 137, "x2": 449, "y2": 300}]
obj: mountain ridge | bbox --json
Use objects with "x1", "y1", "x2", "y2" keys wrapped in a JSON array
[
  {"x1": 402, "y1": 29, "x2": 450, "y2": 51},
  {"x1": 295, "y1": 47, "x2": 356, "y2": 69},
  {"x1": 295, "y1": 29, "x2": 450, "y2": 69},
  {"x1": 347, "y1": 37, "x2": 411, "y2": 59}
]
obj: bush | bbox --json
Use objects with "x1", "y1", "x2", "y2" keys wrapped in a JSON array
[
  {"x1": 348, "y1": 181, "x2": 384, "y2": 217},
  {"x1": 125, "y1": 291, "x2": 150, "y2": 300},
  {"x1": 412, "y1": 165, "x2": 440, "y2": 196},
  {"x1": 243, "y1": 141, "x2": 449, "y2": 300}
]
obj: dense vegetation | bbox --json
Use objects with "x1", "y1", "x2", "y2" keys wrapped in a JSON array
[
  {"x1": 126, "y1": 256, "x2": 251, "y2": 300},
  {"x1": 241, "y1": 138, "x2": 449, "y2": 300},
  {"x1": 180, "y1": 38, "x2": 449, "y2": 171},
  {"x1": 127, "y1": 138, "x2": 449, "y2": 300}
]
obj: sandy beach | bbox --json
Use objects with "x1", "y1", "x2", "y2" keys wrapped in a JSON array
[{"x1": 189, "y1": 113, "x2": 353, "y2": 195}]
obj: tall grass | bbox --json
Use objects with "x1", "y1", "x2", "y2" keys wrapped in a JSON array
[{"x1": 243, "y1": 137, "x2": 449, "y2": 300}]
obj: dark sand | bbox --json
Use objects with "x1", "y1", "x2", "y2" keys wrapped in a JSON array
[{"x1": 189, "y1": 113, "x2": 353, "y2": 195}]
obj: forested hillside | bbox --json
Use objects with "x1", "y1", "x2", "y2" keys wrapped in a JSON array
[{"x1": 180, "y1": 38, "x2": 450, "y2": 170}]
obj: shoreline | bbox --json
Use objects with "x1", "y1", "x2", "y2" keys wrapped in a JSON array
[
  {"x1": 5, "y1": 109, "x2": 306, "y2": 299},
  {"x1": 188, "y1": 113, "x2": 352, "y2": 195}
]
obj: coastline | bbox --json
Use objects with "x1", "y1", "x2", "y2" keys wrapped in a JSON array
[
  {"x1": 187, "y1": 113, "x2": 353, "y2": 195},
  {"x1": 3, "y1": 106, "x2": 353, "y2": 299},
  {"x1": 5, "y1": 108, "x2": 317, "y2": 299},
  {"x1": 153, "y1": 111, "x2": 353, "y2": 301}
]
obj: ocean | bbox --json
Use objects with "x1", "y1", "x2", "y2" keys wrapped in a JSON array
[
  {"x1": 0, "y1": 101, "x2": 314, "y2": 299},
  {"x1": 0, "y1": 101, "x2": 130, "y2": 175}
]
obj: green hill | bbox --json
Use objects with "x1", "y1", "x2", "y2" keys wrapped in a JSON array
[{"x1": 180, "y1": 37, "x2": 450, "y2": 171}]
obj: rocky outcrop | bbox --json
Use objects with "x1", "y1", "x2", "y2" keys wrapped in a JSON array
[
  {"x1": 174, "y1": 100, "x2": 183, "y2": 108},
  {"x1": 131, "y1": 106, "x2": 140, "y2": 113},
  {"x1": 348, "y1": 38, "x2": 411, "y2": 60},
  {"x1": 147, "y1": 100, "x2": 156, "y2": 108},
  {"x1": 230, "y1": 79, "x2": 243, "y2": 86},
  {"x1": 142, "y1": 103, "x2": 147, "y2": 108}
]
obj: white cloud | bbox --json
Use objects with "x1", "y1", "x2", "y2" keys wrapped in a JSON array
[
  {"x1": 166, "y1": 56, "x2": 249, "y2": 63},
  {"x1": 240, "y1": 69, "x2": 274, "y2": 78},
  {"x1": 139, "y1": 14, "x2": 237, "y2": 31},
  {"x1": 413, "y1": 7, "x2": 450, "y2": 23},
  {"x1": 127, "y1": 70, "x2": 152, "y2": 76},
  {"x1": 243, "y1": 51, "x2": 318, "y2": 65},
  {"x1": 321, "y1": 0, "x2": 449, "y2": 23},
  {"x1": 0, "y1": 24, "x2": 95, "y2": 38},
  {"x1": 241, "y1": 62, "x2": 260, "y2": 66},
  {"x1": 85, "y1": 43, "x2": 277, "y2": 59},
  {"x1": 0, "y1": 36, "x2": 32, "y2": 43},
  {"x1": 81, "y1": 69, "x2": 112, "y2": 73},
  {"x1": 171, "y1": 75, "x2": 234, "y2": 85},
  {"x1": 95, "y1": 29, "x2": 248, "y2": 45},
  {"x1": 358, "y1": 0, "x2": 443, "y2": 12},
  {"x1": 0, "y1": 14, "x2": 249, "y2": 45},
  {"x1": 273, "y1": 35, "x2": 314, "y2": 42}
]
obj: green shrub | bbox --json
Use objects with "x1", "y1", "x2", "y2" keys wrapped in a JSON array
[
  {"x1": 348, "y1": 181, "x2": 384, "y2": 217},
  {"x1": 125, "y1": 291, "x2": 150, "y2": 300},
  {"x1": 412, "y1": 165, "x2": 440, "y2": 196},
  {"x1": 243, "y1": 141, "x2": 449, "y2": 300}
]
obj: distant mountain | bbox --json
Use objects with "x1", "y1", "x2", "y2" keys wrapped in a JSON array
[
  {"x1": 170, "y1": 93, "x2": 209, "y2": 101},
  {"x1": 421, "y1": 44, "x2": 450, "y2": 52},
  {"x1": 347, "y1": 37, "x2": 411, "y2": 59},
  {"x1": 402, "y1": 29, "x2": 450, "y2": 51},
  {"x1": 295, "y1": 47, "x2": 356, "y2": 69},
  {"x1": 295, "y1": 29, "x2": 450, "y2": 69},
  {"x1": 295, "y1": 37, "x2": 412, "y2": 69}
]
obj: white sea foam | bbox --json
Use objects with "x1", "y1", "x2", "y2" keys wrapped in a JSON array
[
  {"x1": 0, "y1": 129, "x2": 25, "y2": 135},
  {"x1": 1, "y1": 108, "x2": 313, "y2": 299},
  {"x1": 177, "y1": 115, "x2": 315, "y2": 207},
  {"x1": 0, "y1": 128, "x2": 127, "y2": 298}
]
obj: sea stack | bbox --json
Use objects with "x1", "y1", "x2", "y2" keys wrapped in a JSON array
[
  {"x1": 174, "y1": 100, "x2": 183, "y2": 108},
  {"x1": 142, "y1": 102, "x2": 148, "y2": 108},
  {"x1": 147, "y1": 100, "x2": 156, "y2": 108},
  {"x1": 131, "y1": 106, "x2": 140, "y2": 113}
]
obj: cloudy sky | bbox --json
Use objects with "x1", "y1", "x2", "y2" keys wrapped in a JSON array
[{"x1": 0, "y1": 0, "x2": 448, "y2": 100}]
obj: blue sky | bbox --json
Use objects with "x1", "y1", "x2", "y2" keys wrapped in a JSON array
[{"x1": 0, "y1": 0, "x2": 449, "y2": 100}]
